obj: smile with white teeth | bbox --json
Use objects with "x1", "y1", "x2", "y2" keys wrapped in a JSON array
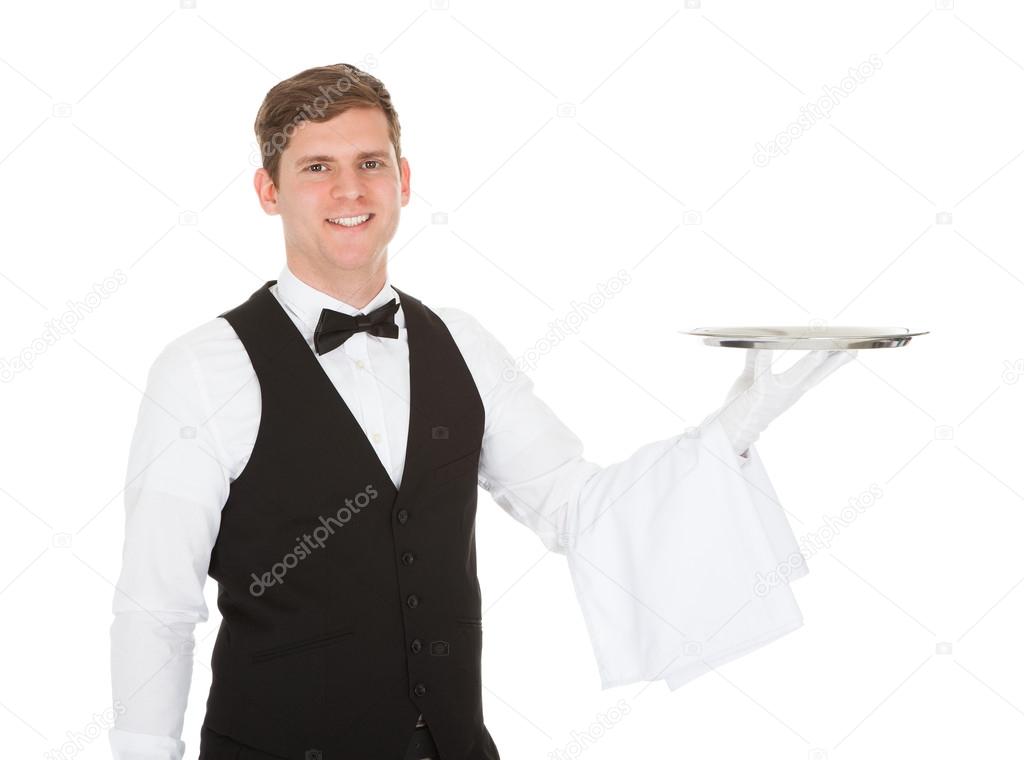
[{"x1": 327, "y1": 213, "x2": 372, "y2": 227}]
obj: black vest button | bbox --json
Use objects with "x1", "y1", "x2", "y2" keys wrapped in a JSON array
[
  {"x1": 305, "y1": 751, "x2": 323, "y2": 760},
  {"x1": 401, "y1": 551, "x2": 415, "y2": 566},
  {"x1": 413, "y1": 683, "x2": 427, "y2": 697},
  {"x1": 410, "y1": 638, "x2": 422, "y2": 654},
  {"x1": 396, "y1": 509, "x2": 409, "y2": 524},
  {"x1": 406, "y1": 594, "x2": 419, "y2": 608}
]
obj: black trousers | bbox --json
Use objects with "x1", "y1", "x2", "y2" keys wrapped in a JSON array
[{"x1": 197, "y1": 722, "x2": 439, "y2": 759}]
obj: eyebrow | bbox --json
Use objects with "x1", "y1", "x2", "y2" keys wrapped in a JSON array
[{"x1": 293, "y1": 150, "x2": 391, "y2": 167}]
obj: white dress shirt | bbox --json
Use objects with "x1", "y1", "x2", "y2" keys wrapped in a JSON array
[{"x1": 109, "y1": 263, "x2": 808, "y2": 759}]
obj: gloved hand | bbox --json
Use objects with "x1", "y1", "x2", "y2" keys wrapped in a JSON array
[{"x1": 702, "y1": 348, "x2": 857, "y2": 457}]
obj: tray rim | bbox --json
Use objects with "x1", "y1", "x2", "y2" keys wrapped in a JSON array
[
  {"x1": 682, "y1": 326, "x2": 929, "y2": 338},
  {"x1": 680, "y1": 326, "x2": 929, "y2": 349}
]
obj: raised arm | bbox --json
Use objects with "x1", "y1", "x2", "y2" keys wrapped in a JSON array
[{"x1": 455, "y1": 312, "x2": 835, "y2": 690}]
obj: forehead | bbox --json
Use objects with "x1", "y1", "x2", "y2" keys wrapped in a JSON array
[{"x1": 285, "y1": 107, "x2": 394, "y2": 160}]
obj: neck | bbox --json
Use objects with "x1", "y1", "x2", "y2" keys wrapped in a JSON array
[{"x1": 287, "y1": 258, "x2": 388, "y2": 310}]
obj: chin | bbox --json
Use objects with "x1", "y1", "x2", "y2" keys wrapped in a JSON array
[{"x1": 322, "y1": 249, "x2": 378, "y2": 272}]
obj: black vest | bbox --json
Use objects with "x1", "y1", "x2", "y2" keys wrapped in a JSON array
[{"x1": 203, "y1": 280, "x2": 500, "y2": 759}]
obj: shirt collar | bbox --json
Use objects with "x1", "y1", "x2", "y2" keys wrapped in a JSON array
[{"x1": 275, "y1": 262, "x2": 403, "y2": 332}]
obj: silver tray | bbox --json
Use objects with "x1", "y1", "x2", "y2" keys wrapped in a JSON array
[{"x1": 681, "y1": 326, "x2": 929, "y2": 350}]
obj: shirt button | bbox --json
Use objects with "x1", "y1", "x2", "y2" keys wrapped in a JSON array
[
  {"x1": 355, "y1": 359, "x2": 365, "y2": 369},
  {"x1": 410, "y1": 638, "x2": 422, "y2": 654},
  {"x1": 413, "y1": 683, "x2": 427, "y2": 697},
  {"x1": 402, "y1": 552, "x2": 415, "y2": 566},
  {"x1": 406, "y1": 594, "x2": 419, "y2": 609},
  {"x1": 372, "y1": 432, "x2": 382, "y2": 444},
  {"x1": 396, "y1": 509, "x2": 409, "y2": 525}
]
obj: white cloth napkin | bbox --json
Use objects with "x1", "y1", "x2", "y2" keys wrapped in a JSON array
[{"x1": 564, "y1": 417, "x2": 808, "y2": 690}]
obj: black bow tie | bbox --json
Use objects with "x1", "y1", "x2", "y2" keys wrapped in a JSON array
[{"x1": 313, "y1": 298, "x2": 400, "y2": 355}]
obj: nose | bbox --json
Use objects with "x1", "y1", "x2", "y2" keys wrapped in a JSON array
[{"x1": 329, "y1": 167, "x2": 366, "y2": 201}]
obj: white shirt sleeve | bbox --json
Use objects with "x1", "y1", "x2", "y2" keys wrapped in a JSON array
[
  {"x1": 108, "y1": 339, "x2": 232, "y2": 760},
  {"x1": 445, "y1": 311, "x2": 600, "y2": 556},
  {"x1": 459, "y1": 312, "x2": 807, "y2": 690}
]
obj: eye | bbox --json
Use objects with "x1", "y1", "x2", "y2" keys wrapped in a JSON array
[
  {"x1": 362, "y1": 159, "x2": 384, "y2": 169},
  {"x1": 306, "y1": 163, "x2": 327, "y2": 173}
]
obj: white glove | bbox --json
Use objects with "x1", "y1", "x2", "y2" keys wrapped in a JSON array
[{"x1": 703, "y1": 348, "x2": 857, "y2": 457}]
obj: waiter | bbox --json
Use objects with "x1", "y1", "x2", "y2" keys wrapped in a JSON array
[{"x1": 108, "y1": 63, "x2": 854, "y2": 760}]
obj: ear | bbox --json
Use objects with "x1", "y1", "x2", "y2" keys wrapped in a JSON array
[
  {"x1": 253, "y1": 168, "x2": 279, "y2": 215},
  {"x1": 399, "y1": 156, "x2": 411, "y2": 207}
]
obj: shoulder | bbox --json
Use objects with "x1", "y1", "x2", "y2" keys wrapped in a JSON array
[
  {"x1": 150, "y1": 317, "x2": 247, "y2": 382},
  {"x1": 427, "y1": 304, "x2": 483, "y2": 342},
  {"x1": 425, "y1": 303, "x2": 524, "y2": 397},
  {"x1": 140, "y1": 316, "x2": 257, "y2": 478},
  {"x1": 144, "y1": 316, "x2": 253, "y2": 418}
]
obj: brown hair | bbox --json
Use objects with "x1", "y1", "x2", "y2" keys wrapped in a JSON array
[{"x1": 253, "y1": 63, "x2": 402, "y2": 188}]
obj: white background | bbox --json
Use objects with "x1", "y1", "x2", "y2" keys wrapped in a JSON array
[{"x1": 2, "y1": 1, "x2": 1022, "y2": 758}]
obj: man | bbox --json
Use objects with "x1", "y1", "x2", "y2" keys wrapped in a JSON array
[{"x1": 109, "y1": 63, "x2": 853, "y2": 760}]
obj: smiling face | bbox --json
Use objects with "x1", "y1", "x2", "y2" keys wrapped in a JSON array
[{"x1": 254, "y1": 106, "x2": 410, "y2": 303}]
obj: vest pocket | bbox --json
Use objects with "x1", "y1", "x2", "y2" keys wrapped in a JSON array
[
  {"x1": 433, "y1": 448, "x2": 481, "y2": 485},
  {"x1": 250, "y1": 629, "x2": 354, "y2": 664},
  {"x1": 456, "y1": 617, "x2": 483, "y2": 629}
]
